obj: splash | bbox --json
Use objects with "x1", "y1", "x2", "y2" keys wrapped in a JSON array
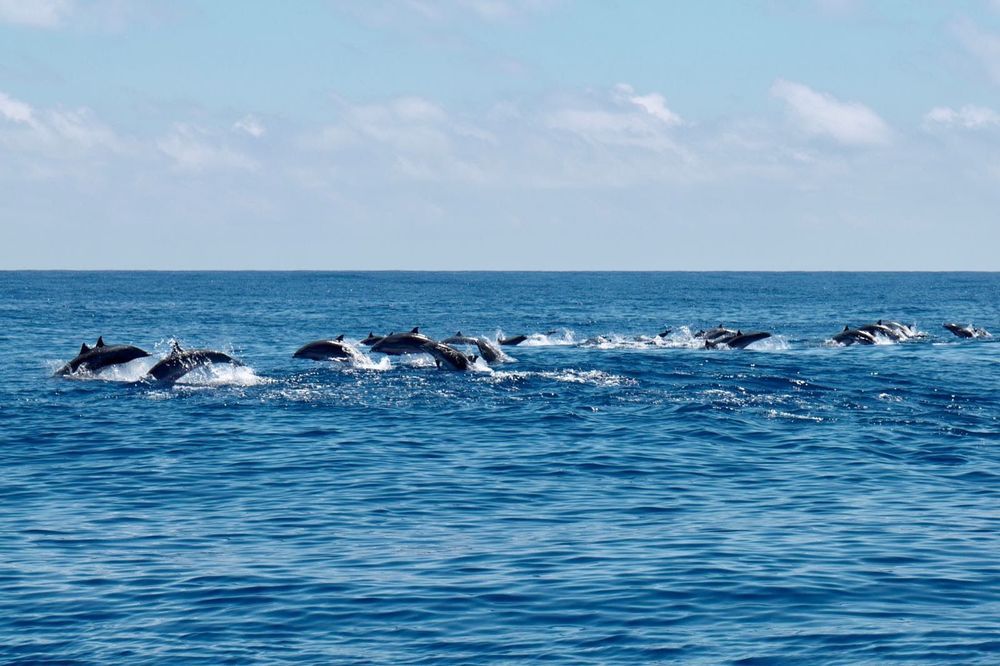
[
  {"x1": 498, "y1": 328, "x2": 579, "y2": 347},
  {"x1": 173, "y1": 363, "x2": 269, "y2": 387},
  {"x1": 55, "y1": 356, "x2": 158, "y2": 383}
]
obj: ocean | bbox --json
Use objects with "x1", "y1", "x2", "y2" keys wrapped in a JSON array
[{"x1": 1, "y1": 271, "x2": 998, "y2": 664}]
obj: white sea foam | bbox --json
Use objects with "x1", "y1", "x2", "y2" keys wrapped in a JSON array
[
  {"x1": 173, "y1": 363, "x2": 269, "y2": 387},
  {"x1": 498, "y1": 328, "x2": 578, "y2": 347},
  {"x1": 487, "y1": 368, "x2": 635, "y2": 387}
]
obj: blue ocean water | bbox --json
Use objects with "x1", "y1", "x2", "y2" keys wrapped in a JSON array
[{"x1": 1, "y1": 271, "x2": 998, "y2": 664}]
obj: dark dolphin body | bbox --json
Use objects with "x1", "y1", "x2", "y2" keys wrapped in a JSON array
[
  {"x1": 146, "y1": 343, "x2": 243, "y2": 383},
  {"x1": 858, "y1": 323, "x2": 904, "y2": 341},
  {"x1": 657, "y1": 328, "x2": 673, "y2": 338},
  {"x1": 473, "y1": 338, "x2": 504, "y2": 364},
  {"x1": 879, "y1": 320, "x2": 918, "y2": 339},
  {"x1": 422, "y1": 341, "x2": 476, "y2": 371},
  {"x1": 442, "y1": 331, "x2": 479, "y2": 346},
  {"x1": 441, "y1": 332, "x2": 504, "y2": 364},
  {"x1": 498, "y1": 334, "x2": 528, "y2": 346},
  {"x1": 695, "y1": 325, "x2": 734, "y2": 342},
  {"x1": 705, "y1": 331, "x2": 772, "y2": 350},
  {"x1": 832, "y1": 326, "x2": 877, "y2": 346},
  {"x1": 943, "y1": 323, "x2": 991, "y2": 339},
  {"x1": 56, "y1": 336, "x2": 150, "y2": 376},
  {"x1": 293, "y1": 335, "x2": 362, "y2": 362},
  {"x1": 360, "y1": 332, "x2": 384, "y2": 346},
  {"x1": 370, "y1": 327, "x2": 434, "y2": 355}
]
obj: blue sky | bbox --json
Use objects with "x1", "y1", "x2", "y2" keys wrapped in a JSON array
[{"x1": 1, "y1": 0, "x2": 999, "y2": 269}]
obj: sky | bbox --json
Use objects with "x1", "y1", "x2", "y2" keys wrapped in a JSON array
[{"x1": 1, "y1": 0, "x2": 999, "y2": 270}]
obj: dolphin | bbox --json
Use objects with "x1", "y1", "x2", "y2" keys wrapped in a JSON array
[
  {"x1": 473, "y1": 337, "x2": 504, "y2": 364},
  {"x1": 422, "y1": 341, "x2": 477, "y2": 371},
  {"x1": 360, "y1": 332, "x2": 384, "y2": 346},
  {"x1": 858, "y1": 322, "x2": 904, "y2": 341},
  {"x1": 498, "y1": 334, "x2": 528, "y2": 346},
  {"x1": 943, "y1": 323, "x2": 991, "y2": 339},
  {"x1": 878, "y1": 320, "x2": 918, "y2": 339},
  {"x1": 657, "y1": 328, "x2": 673, "y2": 338},
  {"x1": 370, "y1": 327, "x2": 434, "y2": 355},
  {"x1": 832, "y1": 325, "x2": 877, "y2": 346},
  {"x1": 56, "y1": 336, "x2": 150, "y2": 376},
  {"x1": 442, "y1": 331, "x2": 480, "y2": 346},
  {"x1": 705, "y1": 330, "x2": 772, "y2": 350},
  {"x1": 293, "y1": 335, "x2": 363, "y2": 362},
  {"x1": 695, "y1": 324, "x2": 735, "y2": 342},
  {"x1": 146, "y1": 342, "x2": 244, "y2": 383}
]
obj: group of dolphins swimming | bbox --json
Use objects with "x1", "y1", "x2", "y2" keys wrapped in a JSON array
[{"x1": 55, "y1": 319, "x2": 991, "y2": 383}]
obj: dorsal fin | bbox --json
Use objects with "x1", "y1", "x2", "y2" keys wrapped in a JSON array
[
  {"x1": 80, "y1": 343, "x2": 90, "y2": 354},
  {"x1": 737, "y1": 330, "x2": 742, "y2": 335},
  {"x1": 171, "y1": 340, "x2": 183, "y2": 353},
  {"x1": 368, "y1": 331, "x2": 373, "y2": 337},
  {"x1": 336, "y1": 334, "x2": 344, "y2": 342},
  {"x1": 455, "y1": 331, "x2": 462, "y2": 336},
  {"x1": 410, "y1": 327, "x2": 419, "y2": 334},
  {"x1": 96, "y1": 336, "x2": 105, "y2": 347},
  {"x1": 844, "y1": 325, "x2": 850, "y2": 331}
]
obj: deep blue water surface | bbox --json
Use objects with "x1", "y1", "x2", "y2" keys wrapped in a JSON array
[{"x1": 2, "y1": 272, "x2": 998, "y2": 664}]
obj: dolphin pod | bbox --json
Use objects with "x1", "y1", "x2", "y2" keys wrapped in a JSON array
[
  {"x1": 830, "y1": 319, "x2": 926, "y2": 346},
  {"x1": 54, "y1": 319, "x2": 993, "y2": 382}
]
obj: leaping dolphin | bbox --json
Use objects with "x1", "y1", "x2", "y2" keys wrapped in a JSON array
[
  {"x1": 293, "y1": 335, "x2": 364, "y2": 362},
  {"x1": 146, "y1": 341, "x2": 244, "y2": 383},
  {"x1": 497, "y1": 334, "x2": 528, "y2": 346},
  {"x1": 858, "y1": 322, "x2": 904, "y2": 341},
  {"x1": 56, "y1": 336, "x2": 150, "y2": 376},
  {"x1": 442, "y1": 331, "x2": 479, "y2": 346},
  {"x1": 422, "y1": 341, "x2": 477, "y2": 371},
  {"x1": 441, "y1": 332, "x2": 505, "y2": 364},
  {"x1": 704, "y1": 330, "x2": 772, "y2": 350},
  {"x1": 370, "y1": 327, "x2": 434, "y2": 355},
  {"x1": 832, "y1": 325, "x2": 877, "y2": 346},
  {"x1": 943, "y1": 323, "x2": 991, "y2": 339},
  {"x1": 360, "y1": 332, "x2": 384, "y2": 346}
]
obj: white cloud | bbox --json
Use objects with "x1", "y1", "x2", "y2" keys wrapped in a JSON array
[
  {"x1": 613, "y1": 83, "x2": 684, "y2": 126},
  {"x1": 0, "y1": 90, "x2": 125, "y2": 155},
  {"x1": 0, "y1": 91, "x2": 36, "y2": 125},
  {"x1": 771, "y1": 79, "x2": 890, "y2": 145},
  {"x1": 924, "y1": 105, "x2": 1000, "y2": 130},
  {"x1": 954, "y1": 19, "x2": 1000, "y2": 85},
  {"x1": 157, "y1": 124, "x2": 257, "y2": 172},
  {"x1": 0, "y1": 0, "x2": 73, "y2": 27},
  {"x1": 545, "y1": 84, "x2": 687, "y2": 157},
  {"x1": 233, "y1": 115, "x2": 266, "y2": 138}
]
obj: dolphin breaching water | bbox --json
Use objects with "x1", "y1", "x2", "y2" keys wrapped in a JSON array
[
  {"x1": 442, "y1": 331, "x2": 479, "y2": 346},
  {"x1": 370, "y1": 328, "x2": 434, "y2": 355},
  {"x1": 360, "y1": 332, "x2": 384, "y2": 346},
  {"x1": 442, "y1": 332, "x2": 505, "y2": 364},
  {"x1": 704, "y1": 330, "x2": 772, "y2": 350},
  {"x1": 943, "y1": 323, "x2": 991, "y2": 339},
  {"x1": 56, "y1": 336, "x2": 150, "y2": 376},
  {"x1": 293, "y1": 335, "x2": 364, "y2": 362},
  {"x1": 421, "y1": 341, "x2": 477, "y2": 371},
  {"x1": 497, "y1": 334, "x2": 528, "y2": 346},
  {"x1": 832, "y1": 325, "x2": 878, "y2": 346},
  {"x1": 693, "y1": 325, "x2": 772, "y2": 350},
  {"x1": 146, "y1": 341, "x2": 244, "y2": 383}
]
